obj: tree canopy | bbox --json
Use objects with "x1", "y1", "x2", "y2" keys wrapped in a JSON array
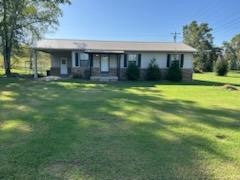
[
  {"x1": 0, "y1": 0, "x2": 71, "y2": 75},
  {"x1": 223, "y1": 34, "x2": 240, "y2": 70},
  {"x1": 183, "y1": 21, "x2": 219, "y2": 72}
]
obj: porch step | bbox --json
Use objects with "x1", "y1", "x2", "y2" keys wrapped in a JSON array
[{"x1": 90, "y1": 76, "x2": 118, "y2": 82}]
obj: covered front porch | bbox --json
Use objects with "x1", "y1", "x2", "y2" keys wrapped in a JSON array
[
  {"x1": 32, "y1": 49, "x2": 125, "y2": 81},
  {"x1": 71, "y1": 51, "x2": 123, "y2": 81}
]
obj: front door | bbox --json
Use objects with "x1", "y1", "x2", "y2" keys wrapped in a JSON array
[
  {"x1": 60, "y1": 58, "x2": 68, "y2": 75},
  {"x1": 101, "y1": 55, "x2": 109, "y2": 73}
]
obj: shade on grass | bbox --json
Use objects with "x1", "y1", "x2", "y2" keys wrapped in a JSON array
[{"x1": 0, "y1": 72, "x2": 240, "y2": 179}]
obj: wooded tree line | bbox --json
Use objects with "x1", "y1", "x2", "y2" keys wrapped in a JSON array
[
  {"x1": 0, "y1": 0, "x2": 71, "y2": 75},
  {"x1": 183, "y1": 21, "x2": 240, "y2": 72}
]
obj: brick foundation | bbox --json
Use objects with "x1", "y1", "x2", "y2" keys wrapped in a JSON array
[
  {"x1": 50, "y1": 67, "x2": 60, "y2": 76},
  {"x1": 49, "y1": 67, "x2": 193, "y2": 81},
  {"x1": 120, "y1": 68, "x2": 192, "y2": 81},
  {"x1": 91, "y1": 68, "x2": 118, "y2": 76},
  {"x1": 182, "y1": 69, "x2": 193, "y2": 81}
]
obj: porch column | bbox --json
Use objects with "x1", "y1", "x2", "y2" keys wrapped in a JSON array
[{"x1": 32, "y1": 49, "x2": 38, "y2": 79}]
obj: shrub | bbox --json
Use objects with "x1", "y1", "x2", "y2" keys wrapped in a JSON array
[
  {"x1": 126, "y1": 63, "x2": 140, "y2": 80},
  {"x1": 72, "y1": 72, "x2": 83, "y2": 79},
  {"x1": 215, "y1": 56, "x2": 228, "y2": 76},
  {"x1": 167, "y1": 60, "x2": 182, "y2": 81},
  {"x1": 146, "y1": 59, "x2": 161, "y2": 81}
]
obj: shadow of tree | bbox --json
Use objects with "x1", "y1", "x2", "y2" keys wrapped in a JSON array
[{"x1": 0, "y1": 78, "x2": 239, "y2": 179}]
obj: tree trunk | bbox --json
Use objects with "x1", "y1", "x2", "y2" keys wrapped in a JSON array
[
  {"x1": 2, "y1": 0, "x2": 11, "y2": 75},
  {"x1": 3, "y1": 43, "x2": 12, "y2": 75}
]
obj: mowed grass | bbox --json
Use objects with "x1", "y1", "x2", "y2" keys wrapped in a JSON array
[{"x1": 0, "y1": 72, "x2": 240, "y2": 179}]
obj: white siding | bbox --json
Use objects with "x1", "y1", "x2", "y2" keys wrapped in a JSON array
[
  {"x1": 93, "y1": 55, "x2": 100, "y2": 68},
  {"x1": 51, "y1": 54, "x2": 59, "y2": 68},
  {"x1": 110, "y1": 55, "x2": 117, "y2": 68},
  {"x1": 183, "y1": 53, "x2": 193, "y2": 69},
  {"x1": 52, "y1": 51, "x2": 193, "y2": 69},
  {"x1": 122, "y1": 52, "x2": 193, "y2": 69},
  {"x1": 51, "y1": 51, "x2": 71, "y2": 68},
  {"x1": 141, "y1": 53, "x2": 167, "y2": 69}
]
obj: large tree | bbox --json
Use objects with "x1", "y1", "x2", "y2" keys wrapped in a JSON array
[
  {"x1": 0, "y1": 0, "x2": 71, "y2": 75},
  {"x1": 223, "y1": 34, "x2": 240, "y2": 70},
  {"x1": 183, "y1": 21, "x2": 217, "y2": 72}
]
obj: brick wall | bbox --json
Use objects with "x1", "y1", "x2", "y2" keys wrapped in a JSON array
[
  {"x1": 119, "y1": 68, "x2": 193, "y2": 81},
  {"x1": 50, "y1": 67, "x2": 193, "y2": 81}
]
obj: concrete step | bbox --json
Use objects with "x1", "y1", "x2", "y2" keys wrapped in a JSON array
[{"x1": 90, "y1": 76, "x2": 118, "y2": 82}]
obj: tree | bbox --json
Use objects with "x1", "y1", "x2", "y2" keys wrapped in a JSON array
[
  {"x1": 215, "y1": 55, "x2": 228, "y2": 76},
  {"x1": 183, "y1": 21, "x2": 217, "y2": 72},
  {"x1": 126, "y1": 63, "x2": 140, "y2": 80},
  {"x1": 0, "y1": 0, "x2": 71, "y2": 75},
  {"x1": 223, "y1": 34, "x2": 240, "y2": 70},
  {"x1": 146, "y1": 59, "x2": 161, "y2": 81},
  {"x1": 167, "y1": 61, "x2": 182, "y2": 81}
]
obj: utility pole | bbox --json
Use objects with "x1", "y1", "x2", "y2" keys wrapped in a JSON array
[{"x1": 171, "y1": 32, "x2": 181, "y2": 43}]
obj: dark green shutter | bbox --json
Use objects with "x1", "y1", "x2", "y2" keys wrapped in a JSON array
[
  {"x1": 138, "y1": 54, "x2": 141, "y2": 67},
  {"x1": 180, "y1": 54, "x2": 184, "y2": 68},
  {"x1": 124, "y1": 54, "x2": 127, "y2": 67},
  {"x1": 75, "y1": 52, "x2": 79, "y2": 67},
  {"x1": 167, "y1": 54, "x2": 170, "y2": 67}
]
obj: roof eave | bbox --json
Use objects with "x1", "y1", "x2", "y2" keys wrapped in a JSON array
[{"x1": 33, "y1": 47, "x2": 196, "y2": 53}]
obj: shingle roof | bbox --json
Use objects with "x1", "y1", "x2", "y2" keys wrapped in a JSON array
[{"x1": 34, "y1": 39, "x2": 196, "y2": 53}]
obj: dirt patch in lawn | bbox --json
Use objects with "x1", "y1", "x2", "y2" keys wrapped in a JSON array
[
  {"x1": 42, "y1": 159, "x2": 91, "y2": 178},
  {"x1": 216, "y1": 134, "x2": 227, "y2": 140},
  {"x1": 222, "y1": 84, "x2": 239, "y2": 91}
]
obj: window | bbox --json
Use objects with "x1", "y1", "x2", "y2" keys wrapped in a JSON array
[
  {"x1": 80, "y1": 53, "x2": 89, "y2": 60},
  {"x1": 80, "y1": 53, "x2": 89, "y2": 67},
  {"x1": 171, "y1": 54, "x2": 180, "y2": 61},
  {"x1": 167, "y1": 54, "x2": 184, "y2": 68},
  {"x1": 128, "y1": 54, "x2": 137, "y2": 65}
]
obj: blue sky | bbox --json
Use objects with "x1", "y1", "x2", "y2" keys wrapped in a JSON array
[{"x1": 46, "y1": 0, "x2": 240, "y2": 46}]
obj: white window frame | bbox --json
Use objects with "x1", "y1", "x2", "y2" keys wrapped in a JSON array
[
  {"x1": 79, "y1": 53, "x2": 89, "y2": 67},
  {"x1": 128, "y1": 54, "x2": 138, "y2": 65},
  {"x1": 72, "y1": 51, "x2": 89, "y2": 67},
  {"x1": 170, "y1": 54, "x2": 181, "y2": 67}
]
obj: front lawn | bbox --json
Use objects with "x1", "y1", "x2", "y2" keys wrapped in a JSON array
[{"x1": 0, "y1": 72, "x2": 240, "y2": 179}]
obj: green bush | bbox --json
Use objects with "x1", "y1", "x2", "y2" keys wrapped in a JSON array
[
  {"x1": 167, "y1": 60, "x2": 182, "y2": 81},
  {"x1": 126, "y1": 63, "x2": 140, "y2": 80},
  {"x1": 215, "y1": 56, "x2": 228, "y2": 76},
  {"x1": 146, "y1": 59, "x2": 161, "y2": 81},
  {"x1": 72, "y1": 72, "x2": 83, "y2": 79}
]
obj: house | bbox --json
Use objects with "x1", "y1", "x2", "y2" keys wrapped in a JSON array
[{"x1": 33, "y1": 39, "x2": 196, "y2": 81}]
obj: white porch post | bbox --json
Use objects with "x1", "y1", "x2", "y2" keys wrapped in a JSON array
[
  {"x1": 72, "y1": 51, "x2": 75, "y2": 68},
  {"x1": 32, "y1": 49, "x2": 38, "y2": 78}
]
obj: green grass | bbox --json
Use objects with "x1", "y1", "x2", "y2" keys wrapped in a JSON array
[{"x1": 0, "y1": 72, "x2": 240, "y2": 179}]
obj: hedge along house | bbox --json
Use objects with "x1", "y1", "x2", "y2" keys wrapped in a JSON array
[{"x1": 33, "y1": 39, "x2": 196, "y2": 81}]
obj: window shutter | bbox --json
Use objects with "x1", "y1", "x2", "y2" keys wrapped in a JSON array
[
  {"x1": 167, "y1": 54, "x2": 170, "y2": 67},
  {"x1": 138, "y1": 54, "x2": 141, "y2": 67},
  {"x1": 180, "y1": 54, "x2": 184, "y2": 68},
  {"x1": 124, "y1": 54, "x2": 127, "y2": 67},
  {"x1": 75, "y1": 52, "x2": 79, "y2": 67}
]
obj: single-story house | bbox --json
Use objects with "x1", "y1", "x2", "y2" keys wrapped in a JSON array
[{"x1": 33, "y1": 39, "x2": 196, "y2": 81}]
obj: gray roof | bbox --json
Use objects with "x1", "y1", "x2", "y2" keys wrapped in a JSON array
[{"x1": 34, "y1": 39, "x2": 196, "y2": 53}]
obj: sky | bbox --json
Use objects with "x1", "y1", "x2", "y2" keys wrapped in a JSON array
[{"x1": 46, "y1": 0, "x2": 240, "y2": 46}]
